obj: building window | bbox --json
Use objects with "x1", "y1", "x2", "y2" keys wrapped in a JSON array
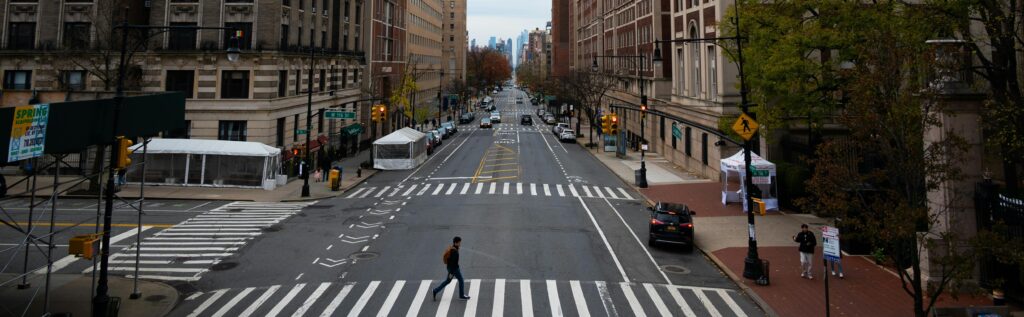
[
  {"x1": 224, "y1": 23, "x2": 252, "y2": 50},
  {"x1": 293, "y1": 114, "x2": 299, "y2": 141},
  {"x1": 451, "y1": 12, "x2": 455, "y2": 18},
  {"x1": 278, "y1": 70, "x2": 288, "y2": 97},
  {"x1": 220, "y1": 71, "x2": 250, "y2": 99},
  {"x1": 690, "y1": 26, "x2": 700, "y2": 97},
  {"x1": 344, "y1": 0, "x2": 350, "y2": 18},
  {"x1": 60, "y1": 70, "x2": 86, "y2": 90},
  {"x1": 168, "y1": 22, "x2": 197, "y2": 50},
  {"x1": 685, "y1": 127, "x2": 692, "y2": 157},
  {"x1": 341, "y1": 69, "x2": 348, "y2": 88},
  {"x1": 166, "y1": 70, "x2": 195, "y2": 98},
  {"x1": 659, "y1": 117, "x2": 665, "y2": 141},
  {"x1": 295, "y1": 69, "x2": 301, "y2": 94},
  {"x1": 322, "y1": 31, "x2": 327, "y2": 48},
  {"x1": 352, "y1": 69, "x2": 358, "y2": 84},
  {"x1": 281, "y1": 24, "x2": 290, "y2": 49},
  {"x1": 3, "y1": 70, "x2": 31, "y2": 89},
  {"x1": 701, "y1": 133, "x2": 708, "y2": 165},
  {"x1": 319, "y1": 69, "x2": 326, "y2": 92},
  {"x1": 298, "y1": 26, "x2": 303, "y2": 46},
  {"x1": 317, "y1": 109, "x2": 324, "y2": 132},
  {"x1": 63, "y1": 22, "x2": 90, "y2": 49},
  {"x1": 672, "y1": 127, "x2": 677, "y2": 149},
  {"x1": 218, "y1": 121, "x2": 247, "y2": 141},
  {"x1": 7, "y1": 23, "x2": 36, "y2": 50},
  {"x1": 277, "y1": 117, "x2": 286, "y2": 146},
  {"x1": 708, "y1": 46, "x2": 717, "y2": 100}
]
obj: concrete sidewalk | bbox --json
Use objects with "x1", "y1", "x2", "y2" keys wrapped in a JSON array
[
  {"x1": 0, "y1": 273, "x2": 178, "y2": 317},
  {"x1": 8, "y1": 150, "x2": 378, "y2": 203},
  {"x1": 572, "y1": 137, "x2": 1000, "y2": 316}
]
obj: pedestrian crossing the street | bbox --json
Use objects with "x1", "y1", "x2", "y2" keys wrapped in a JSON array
[
  {"x1": 83, "y1": 201, "x2": 316, "y2": 282},
  {"x1": 344, "y1": 183, "x2": 636, "y2": 201},
  {"x1": 178, "y1": 279, "x2": 758, "y2": 317}
]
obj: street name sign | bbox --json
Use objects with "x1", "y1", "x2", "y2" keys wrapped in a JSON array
[{"x1": 325, "y1": 111, "x2": 356, "y2": 119}]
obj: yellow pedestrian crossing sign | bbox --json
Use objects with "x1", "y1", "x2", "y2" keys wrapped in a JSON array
[{"x1": 732, "y1": 112, "x2": 759, "y2": 141}]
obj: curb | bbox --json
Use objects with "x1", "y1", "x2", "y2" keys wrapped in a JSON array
[
  {"x1": 574, "y1": 141, "x2": 778, "y2": 317},
  {"x1": 281, "y1": 170, "x2": 378, "y2": 202}
]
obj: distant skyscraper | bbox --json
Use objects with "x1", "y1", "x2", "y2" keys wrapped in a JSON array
[
  {"x1": 488, "y1": 37, "x2": 497, "y2": 49},
  {"x1": 470, "y1": 39, "x2": 476, "y2": 49}
]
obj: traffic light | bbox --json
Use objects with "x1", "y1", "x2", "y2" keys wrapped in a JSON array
[
  {"x1": 371, "y1": 104, "x2": 386, "y2": 122},
  {"x1": 640, "y1": 96, "x2": 648, "y2": 111},
  {"x1": 609, "y1": 114, "x2": 620, "y2": 135},
  {"x1": 114, "y1": 136, "x2": 133, "y2": 170},
  {"x1": 371, "y1": 105, "x2": 380, "y2": 122},
  {"x1": 600, "y1": 115, "x2": 610, "y2": 135},
  {"x1": 292, "y1": 148, "x2": 300, "y2": 156}
]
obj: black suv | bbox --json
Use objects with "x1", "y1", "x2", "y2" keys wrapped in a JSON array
[
  {"x1": 647, "y1": 202, "x2": 696, "y2": 252},
  {"x1": 520, "y1": 115, "x2": 533, "y2": 125}
]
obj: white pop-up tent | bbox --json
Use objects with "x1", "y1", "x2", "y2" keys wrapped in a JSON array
[
  {"x1": 126, "y1": 139, "x2": 281, "y2": 190},
  {"x1": 373, "y1": 127, "x2": 427, "y2": 170},
  {"x1": 721, "y1": 150, "x2": 779, "y2": 211}
]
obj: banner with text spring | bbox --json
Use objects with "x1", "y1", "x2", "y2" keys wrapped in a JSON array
[{"x1": 8, "y1": 104, "x2": 49, "y2": 162}]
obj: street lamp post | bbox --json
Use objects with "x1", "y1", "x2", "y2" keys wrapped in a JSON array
[
  {"x1": 95, "y1": 22, "x2": 240, "y2": 316},
  {"x1": 650, "y1": 0, "x2": 762, "y2": 280},
  {"x1": 591, "y1": 55, "x2": 649, "y2": 188},
  {"x1": 300, "y1": 45, "x2": 321, "y2": 198}
]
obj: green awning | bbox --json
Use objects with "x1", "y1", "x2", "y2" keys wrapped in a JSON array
[{"x1": 341, "y1": 123, "x2": 365, "y2": 136}]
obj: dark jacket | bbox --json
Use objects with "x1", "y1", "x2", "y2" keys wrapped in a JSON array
[
  {"x1": 446, "y1": 247, "x2": 460, "y2": 270},
  {"x1": 794, "y1": 231, "x2": 817, "y2": 253}
]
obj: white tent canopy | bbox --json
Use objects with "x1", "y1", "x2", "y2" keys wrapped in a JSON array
[
  {"x1": 720, "y1": 150, "x2": 779, "y2": 211},
  {"x1": 373, "y1": 128, "x2": 428, "y2": 170},
  {"x1": 126, "y1": 139, "x2": 281, "y2": 190}
]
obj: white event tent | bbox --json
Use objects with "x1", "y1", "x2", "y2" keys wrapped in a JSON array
[
  {"x1": 373, "y1": 128, "x2": 427, "y2": 170},
  {"x1": 126, "y1": 139, "x2": 281, "y2": 190},
  {"x1": 720, "y1": 150, "x2": 779, "y2": 211}
]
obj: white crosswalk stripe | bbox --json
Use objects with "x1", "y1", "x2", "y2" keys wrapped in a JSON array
[
  {"x1": 582, "y1": 186, "x2": 593, "y2": 198},
  {"x1": 446, "y1": 183, "x2": 458, "y2": 195},
  {"x1": 344, "y1": 183, "x2": 638, "y2": 201},
  {"x1": 86, "y1": 201, "x2": 314, "y2": 282},
  {"x1": 556, "y1": 184, "x2": 565, "y2": 197},
  {"x1": 178, "y1": 280, "x2": 759, "y2": 317},
  {"x1": 432, "y1": 184, "x2": 445, "y2": 195}
]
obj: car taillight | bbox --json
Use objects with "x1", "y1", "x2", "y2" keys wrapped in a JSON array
[
  {"x1": 650, "y1": 219, "x2": 664, "y2": 225},
  {"x1": 682, "y1": 223, "x2": 693, "y2": 228}
]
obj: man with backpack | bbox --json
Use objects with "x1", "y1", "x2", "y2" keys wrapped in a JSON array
[{"x1": 432, "y1": 236, "x2": 470, "y2": 301}]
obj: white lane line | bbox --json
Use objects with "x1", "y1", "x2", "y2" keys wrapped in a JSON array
[
  {"x1": 593, "y1": 186, "x2": 606, "y2": 199},
  {"x1": 693, "y1": 289, "x2": 723, "y2": 317},
  {"x1": 238, "y1": 285, "x2": 280, "y2": 317},
  {"x1": 577, "y1": 195, "x2": 629, "y2": 282},
  {"x1": 556, "y1": 184, "x2": 565, "y2": 197},
  {"x1": 188, "y1": 289, "x2": 227, "y2": 317},
  {"x1": 319, "y1": 284, "x2": 355, "y2": 317},
  {"x1": 492, "y1": 279, "x2": 506, "y2": 317},
  {"x1": 668, "y1": 287, "x2": 697, "y2": 317},
  {"x1": 543, "y1": 184, "x2": 551, "y2": 196},
  {"x1": 601, "y1": 196, "x2": 673, "y2": 285},
  {"x1": 516, "y1": 183, "x2": 523, "y2": 195},
  {"x1": 489, "y1": 182, "x2": 497, "y2": 195},
  {"x1": 570, "y1": 280, "x2": 591, "y2": 317},
  {"x1": 39, "y1": 226, "x2": 150, "y2": 274},
  {"x1": 546, "y1": 280, "x2": 563, "y2": 317},
  {"x1": 389, "y1": 187, "x2": 402, "y2": 196},
  {"x1": 582, "y1": 186, "x2": 593, "y2": 198},
  {"x1": 604, "y1": 187, "x2": 620, "y2": 199},
  {"x1": 568, "y1": 184, "x2": 579, "y2": 197},
  {"x1": 436, "y1": 279, "x2": 457, "y2": 317},
  {"x1": 446, "y1": 183, "x2": 458, "y2": 195},
  {"x1": 377, "y1": 280, "x2": 406, "y2": 317},
  {"x1": 185, "y1": 201, "x2": 213, "y2": 211},
  {"x1": 717, "y1": 289, "x2": 749, "y2": 317},
  {"x1": 520, "y1": 280, "x2": 534, "y2": 317},
  {"x1": 464, "y1": 279, "x2": 481, "y2": 317},
  {"x1": 643, "y1": 283, "x2": 671, "y2": 317},
  {"x1": 503, "y1": 183, "x2": 510, "y2": 195},
  {"x1": 620, "y1": 283, "x2": 647, "y2": 317},
  {"x1": 416, "y1": 184, "x2": 432, "y2": 196},
  {"x1": 405, "y1": 280, "x2": 432, "y2": 317},
  {"x1": 475, "y1": 183, "x2": 484, "y2": 194},
  {"x1": 293, "y1": 282, "x2": 332, "y2": 317},
  {"x1": 266, "y1": 283, "x2": 306, "y2": 317},
  {"x1": 347, "y1": 281, "x2": 381, "y2": 317},
  {"x1": 432, "y1": 184, "x2": 445, "y2": 195},
  {"x1": 346, "y1": 188, "x2": 367, "y2": 198},
  {"x1": 617, "y1": 188, "x2": 634, "y2": 200},
  {"x1": 530, "y1": 183, "x2": 537, "y2": 196},
  {"x1": 461, "y1": 183, "x2": 471, "y2": 195},
  {"x1": 373, "y1": 186, "x2": 390, "y2": 198},
  {"x1": 402, "y1": 185, "x2": 418, "y2": 196}
]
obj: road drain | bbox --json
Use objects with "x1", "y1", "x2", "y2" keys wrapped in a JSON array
[
  {"x1": 349, "y1": 252, "x2": 379, "y2": 260},
  {"x1": 661, "y1": 264, "x2": 691, "y2": 274},
  {"x1": 210, "y1": 262, "x2": 238, "y2": 271}
]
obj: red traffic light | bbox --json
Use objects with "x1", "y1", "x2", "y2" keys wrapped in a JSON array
[{"x1": 292, "y1": 148, "x2": 299, "y2": 155}]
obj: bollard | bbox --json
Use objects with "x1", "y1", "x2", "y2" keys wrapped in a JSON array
[{"x1": 357, "y1": 167, "x2": 362, "y2": 178}]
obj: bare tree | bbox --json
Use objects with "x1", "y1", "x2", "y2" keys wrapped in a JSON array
[{"x1": 560, "y1": 70, "x2": 617, "y2": 146}]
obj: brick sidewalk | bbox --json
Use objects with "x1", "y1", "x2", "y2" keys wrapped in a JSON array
[{"x1": 639, "y1": 182, "x2": 781, "y2": 217}]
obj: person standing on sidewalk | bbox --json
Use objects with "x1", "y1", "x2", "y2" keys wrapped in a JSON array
[
  {"x1": 793, "y1": 224, "x2": 817, "y2": 279},
  {"x1": 432, "y1": 236, "x2": 471, "y2": 301}
]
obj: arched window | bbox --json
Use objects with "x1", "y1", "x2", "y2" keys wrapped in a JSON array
[{"x1": 689, "y1": 24, "x2": 701, "y2": 97}]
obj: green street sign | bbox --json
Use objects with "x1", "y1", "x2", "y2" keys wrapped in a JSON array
[
  {"x1": 297, "y1": 129, "x2": 307, "y2": 135},
  {"x1": 325, "y1": 111, "x2": 356, "y2": 119},
  {"x1": 672, "y1": 124, "x2": 681, "y2": 139},
  {"x1": 749, "y1": 166, "x2": 769, "y2": 177}
]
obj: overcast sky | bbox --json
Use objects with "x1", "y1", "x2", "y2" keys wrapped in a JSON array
[{"x1": 467, "y1": 0, "x2": 550, "y2": 55}]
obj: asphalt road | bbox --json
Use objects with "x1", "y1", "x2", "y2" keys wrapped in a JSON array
[{"x1": 4, "y1": 88, "x2": 764, "y2": 316}]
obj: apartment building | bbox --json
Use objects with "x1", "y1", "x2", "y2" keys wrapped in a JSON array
[
  {"x1": 551, "y1": 0, "x2": 573, "y2": 77},
  {"x1": 441, "y1": 0, "x2": 466, "y2": 82},
  {"x1": 368, "y1": 0, "x2": 406, "y2": 131},
  {"x1": 405, "y1": 0, "x2": 443, "y2": 123},
  {"x1": 0, "y1": 0, "x2": 369, "y2": 155}
]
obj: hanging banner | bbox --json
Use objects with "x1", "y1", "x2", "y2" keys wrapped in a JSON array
[{"x1": 8, "y1": 104, "x2": 49, "y2": 162}]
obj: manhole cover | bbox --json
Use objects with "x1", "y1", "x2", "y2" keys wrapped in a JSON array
[
  {"x1": 660, "y1": 265, "x2": 691, "y2": 274},
  {"x1": 145, "y1": 295, "x2": 168, "y2": 302},
  {"x1": 349, "y1": 252, "x2": 379, "y2": 260},
  {"x1": 262, "y1": 225, "x2": 283, "y2": 232},
  {"x1": 210, "y1": 262, "x2": 238, "y2": 271}
]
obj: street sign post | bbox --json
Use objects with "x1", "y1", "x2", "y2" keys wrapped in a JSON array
[
  {"x1": 822, "y1": 225, "x2": 840, "y2": 317},
  {"x1": 325, "y1": 111, "x2": 356, "y2": 119},
  {"x1": 731, "y1": 112, "x2": 759, "y2": 141},
  {"x1": 297, "y1": 129, "x2": 307, "y2": 135}
]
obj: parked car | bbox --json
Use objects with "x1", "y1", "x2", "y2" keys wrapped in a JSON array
[
  {"x1": 428, "y1": 130, "x2": 442, "y2": 146},
  {"x1": 544, "y1": 114, "x2": 557, "y2": 124},
  {"x1": 520, "y1": 115, "x2": 533, "y2": 125},
  {"x1": 459, "y1": 114, "x2": 473, "y2": 124},
  {"x1": 490, "y1": 112, "x2": 502, "y2": 123},
  {"x1": 559, "y1": 129, "x2": 576, "y2": 143},
  {"x1": 552, "y1": 123, "x2": 569, "y2": 135},
  {"x1": 437, "y1": 126, "x2": 450, "y2": 139},
  {"x1": 647, "y1": 202, "x2": 696, "y2": 252},
  {"x1": 480, "y1": 118, "x2": 492, "y2": 128},
  {"x1": 442, "y1": 122, "x2": 457, "y2": 134},
  {"x1": 537, "y1": 109, "x2": 546, "y2": 117}
]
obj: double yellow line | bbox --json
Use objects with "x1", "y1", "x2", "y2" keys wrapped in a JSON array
[{"x1": 472, "y1": 144, "x2": 521, "y2": 183}]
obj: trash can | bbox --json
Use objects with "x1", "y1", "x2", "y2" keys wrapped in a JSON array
[
  {"x1": 328, "y1": 169, "x2": 340, "y2": 191},
  {"x1": 756, "y1": 260, "x2": 771, "y2": 286},
  {"x1": 635, "y1": 169, "x2": 648, "y2": 188}
]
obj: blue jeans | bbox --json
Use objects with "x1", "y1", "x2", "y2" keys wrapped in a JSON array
[
  {"x1": 830, "y1": 260, "x2": 844, "y2": 275},
  {"x1": 432, "y1": 267, "x2": 465, "y2": 297}
]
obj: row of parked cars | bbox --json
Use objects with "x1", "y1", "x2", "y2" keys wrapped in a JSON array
[
  {"x1": 552, "y1": 122, "x2": 575, "y2": 143},
  {"x1": 425, "y1": 122, "x2": 458, "y2": 154}
]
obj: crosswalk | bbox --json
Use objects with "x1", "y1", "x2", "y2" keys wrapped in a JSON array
[
  {"x1": 344, "y1": 183, "x2": 636, "y2": 201},
  {"x1": 84, "y1": 201, "x2": 316, "y2": 281},
  {"x1": 178, "y1": 279, "x2": 757, "y2": 317},
  {"x1": 460, "y1": 127, "x2": 549, "y2": 132}
]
